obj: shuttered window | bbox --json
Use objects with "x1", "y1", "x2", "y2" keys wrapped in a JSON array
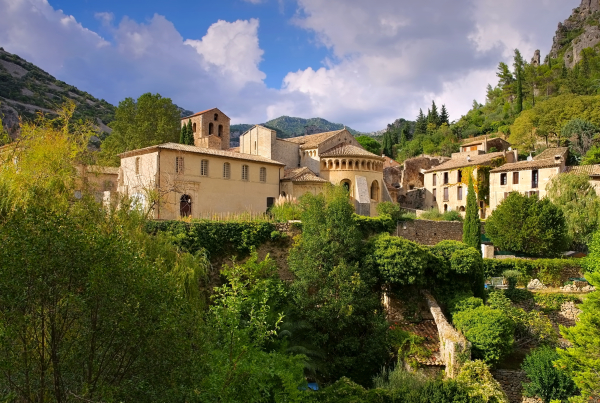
[
  {"x1": 259, "y1": 167, "x2": 266, "y2": 182},
  {"x1": 242, "y1": 165, "x2": 249, "y2": 181},
  {"x1": 200, "y1": 160, "x2": 209, "y2": 176},
  {"x1": 223, "y1": 162, "x2": 231, "y2": 179}
]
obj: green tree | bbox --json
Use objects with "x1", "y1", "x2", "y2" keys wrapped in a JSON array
[
  {"x1": 180, "y1": 118, "x2": 194, "y2": 145},
  {"x1": 356, "y1": 135, "x2": 382, "y2": 155},
  {"x1": 287, "y1": 185, "x2": 388, "y2": 385},
  {"x1": 561, "y1": 118, "x2": 599, "y2": 161},
  {"x1": 440, "y1": 104, "x2": 450, "y2": 126},
  {"x1": 453, "y1": 306, "x2": 514, "y2": 365},
  {"x1": 582, "y1": 145, "x2": 600, "y2": 164},
  {"x1": 547, "y1": 172, "x2": 600, "y2": 250},
  {"x1": 513, "y1": 49, "x2": 525, "y2": 114},
  {"x1": 521, "y1": 346, "x2": 578, "y2": 403},
  {"x1": 0, "y1": 115, "x2": 10, "y2": 146},
  {"x1": 463, "y1": 177, "x2": 481, "y2": 252},
  {"x1": 456, "y1": 361, "x2": 509, "y2": 403},
  {"x1": 415, "y1": 109, "x2": 428, "y2": 135},
  {"x1": 485, "y1": 192, "x2": 568, "y2": 257},
  {"x1": 370, "y1": 234, "x2": 431, "y2": 286},
  {"x1": 99, "y1": 93, "x2": 180, "y2": 166},
  {"x1": 428, "y1": 101, "x2": 440, "y2": 127}
]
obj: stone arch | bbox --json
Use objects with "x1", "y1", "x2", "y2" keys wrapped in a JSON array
[
  {"x1": 459, "y1": 206, "x2": 465, "y2": 212},
  {"x1": 218, "y1": 125, "x2": 223, "y2": 137},
  {"x1": 214, "y1": 113, "x2": 218, "y2": 121},
  {"x1": 367, "y1": 161, "x2": 372, "y2": 170},
  {"x1": 335, "y1": 159, "x2": 340, "y2": 169},
  {"x1": 328, "y1": 160, "x2": 333, "y2": 169},
  {"x1": 192, "y1": 122, "x2": 197, "y2": 132},
  {"x1": 180, "y1": 194, "x2": 192, "y2": 217},
  {"x1": 209, "y1": 122, "x2": 214, "y2": 135},
  {"x1": 341, "y1": 179, "x2": 351, "y2": 193},
  {"x1": 355, "y1": 160, "x2": 360, "y2": 170},
  {"x1": 348, "y1": 160, "x2": 353, "y2": 169},
  {"x1": 321, "y1": 160, "x2": 327, "y2": 170},
  {"x1": 370, "y1": 180, "x2": 380, "y2": 201},
  {"x1": 341, "y1": 160, "x2": 347, "y2": 170},
  {"x1": 361, "y1": 160, "x2": 366, "y2": 169}
]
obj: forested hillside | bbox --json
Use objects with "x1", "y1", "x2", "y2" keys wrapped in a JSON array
[{"x1": 380, "y1": 0, "x2": 600, "y2": 165}]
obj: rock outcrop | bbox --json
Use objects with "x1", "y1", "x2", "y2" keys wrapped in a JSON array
[{"x1": 550, "y1": 0, "x2": 600, "y2": 67}]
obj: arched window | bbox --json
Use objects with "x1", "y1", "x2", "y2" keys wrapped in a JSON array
[
  {"x1": 180, "y1": 194, "x2": 192, "y2": 217},
  {"x1": 281, "y1": 191, "x2": 287, "y2": 197},
  {"x1": 192, "y1": 122, "x2": 197, "y2": 132},
  {"x1": 335, "y1": 160, "x2": 340, "y2": 169},
  {"x1": 259, "y1": 167, "x2": 266, "y2": 182},
  {"x1": 223, "y1": 162, "x2": 231, "y2": 179},
  {"x1": 341, "y1": 180, "x2": 351, "y2": 193},
  {"x1": 242, "y1": 165, "x2": 249, "y2": 181},
  {"x1": 341, "y1": 160, "x2": 347, "y2": 169},
  {"x1": 370, "y1": 180, "x2": 380, "y2": 201},
  {"x1": 348, "y1": 161, "x2": 353, "y2": 169},
  {"x1": 209, "y1": 122, "x2": 214, "y2": 135},
  {"x1": 367, "y1": 161, "x2": 372, "y2": 170},
  {"x1": 218, "y1": 125, "x2": 223, "y2": 137},
  {"x1": 214, "y1": 113, "x2": 218, "y2": 121}
]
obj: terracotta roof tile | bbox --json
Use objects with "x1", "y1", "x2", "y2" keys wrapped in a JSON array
[
  {"x1": 181, "y1": 108, "x2": 230, "y2": 119},
  {"x1": 533, "y1": 147, "x2": 568, "y2": 160},
  {"x1": 284, "y1": 129, "x2": 346, "y2": 148},
  {"x1": 564, "y1": 164, "x2": 600, "y2": 176},
  {"x1": 424, "y1": 151, "x2": 506, "y2": 173},
  {"x1": 282, "y1": 167, "x2": 328, "y2": 182},
  {"x1": 320, "y1": 143, "x2": 384, "y2": 159},
  {"x1": 118, "y1": 143, "x2": 284, "y2": 165}
]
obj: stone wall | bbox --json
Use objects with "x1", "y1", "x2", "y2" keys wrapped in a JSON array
[
  {"x1": 492, "y1": 370, "x2": 536, "y2": 403},
  {"x1": 396, "y1": 219, "x2": 464, "y2": 245},
  {"x1": 421, "y1": 291, "x2": 470, "y2": 378}
]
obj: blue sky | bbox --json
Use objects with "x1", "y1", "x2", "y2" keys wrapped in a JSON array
[{"x1": 0, "y1": 0, "x2": 578, "y2": 131}]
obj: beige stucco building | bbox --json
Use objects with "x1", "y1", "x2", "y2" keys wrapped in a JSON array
[
  {"x1": 117, "y1": 109, "x2": 388, "y2": 219},
  {"x1": 488, "y1": 148, "x2": 567, "y2": 210},
  {"x1": 423, "y1": 149, "x2": 518, "y2": 217}
]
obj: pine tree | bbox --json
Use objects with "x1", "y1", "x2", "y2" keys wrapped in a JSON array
[
  {"x1": 399, "y1": 127, "x2": 408, "y2": 147},
  {"x1": 463, "y1": 177, "x2": 481, "y2": 252},
  {"x1": 429, "y1": 101, "x2": 440, "y2": 127},
  {"x1": 440, "y1": 104, "x2": 449, "y2": 125},
  {"x1": 415, "y1": 109, "x2": 427, "y2": 135},
  {"x1": 514, "y1": 49, "x2": 524, "y2": 114}
]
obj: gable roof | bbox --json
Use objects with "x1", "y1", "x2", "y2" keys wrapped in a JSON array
[
  {"x1": 282, "y1": 167, "x2": 328, "y2": 183},
  {"x1": 284, "y1": 129, "x2": 348, "y2": 149},
  {"x1": 320, "y1": 143, "x2": 384, "y2": 159},
  {"x1": 424, "y1": 151, "x2": 506, "y2": 173},
  {"x1": 490, "y1": 159, "x2": 562, "y2": 173},
  {"x1": 564, "y1": 164, "x2": 600, "y2": 176},
  {"x1": 181, "y1": 108, "x2": 230, "y2": 120},
  {"x1": 533, "y1": 147, "x2": 568, "y2": 160},
  {"x1": 118, "y1": 143, "x2": 284, "y2": 166}
]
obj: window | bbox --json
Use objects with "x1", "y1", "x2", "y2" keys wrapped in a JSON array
[
  {"x1": 433, "y1": 188, "x2": 437, "y2": 201},
  {"x1": 218, "y1": 125, "x2": 223, "y2": 137},
  {"x1": 443, "y1": 187, "x2": 449, "y2": 201},
  {"x1": 457, "y1": 170, "x2": 462, "y2": 183},
  {"x1": 259, "y1": 167, "x2": 267, "y2": 182},
  {"x1": 176, "y1": 156, "x2": 184, "y2": 173},
  {"x1": 370, "y1": 180, "x2": 380, "y2": 201},
  {"x1": 267, "y1": 197, "x2": 275, "y2": 209},
  {"x1": 135, "y1": 157, "x2": 140, "y2": 174},
  {"x1": 209, "y1": 122, "x2": 214, "y2": 135},
  {"x1": 443, "y1": 172, "x2": 449, "y2": 185},
  {"x1": 433, "y1": 174, "x2": 437, "y2": 186},
  {"x1": 532, "y1": 169, "x2": 539, "y2": 188},
  {"x1": 457, "y1": 186, "x2": 463, "y2": 200},
  {"x1": 200, "y1": 159, "x2": 209, "y2": 176},
  {"x1": 513, "y1": 172, "x2": 519, "y2": 184},
  {"x1": 242, "y1": 165, "x2": 249, "y2": 181},
  {"x1": 180, "y1": 194, "x2": 192, "y2": 217},
  {"x1": 214, "y1": 113, "x2": 218, "y2": 121},
  {"x1": 223, "y1": 162, "x2": 231, "y2": 179},
  {"x1": 500, "y1": 173, "x2": 507, "y2": 186},
  {"x1": 192, "y1": 122, "x2": 197, "y2": 132}
]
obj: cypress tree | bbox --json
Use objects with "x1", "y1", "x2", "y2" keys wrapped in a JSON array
[
  {"x1": 513, "y1": 49, "x2": 524, "y2": 114},
  {"x1": 415, "y1": 109, "x2": 427, "y2": 135},
  {"x1": 179, "y1": 124, "x2": 186, "y2": 144},
  {"x1": 463, "y1": 177, "x2": 481, "y2": 252},
  {"x1": 429, "y1": 101, "x2": 440, "y2": 127},
  {"x1": 186, "y1": 120, "x2": 194, "y2": 145}
]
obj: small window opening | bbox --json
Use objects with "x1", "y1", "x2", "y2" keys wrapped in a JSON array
[
  {"x1": 214, "y1": 113, "x2": 218, "y2": 121},
  {"x1": 242, "y1": 165, "x2": 249, "y2": 181},
  {"x1": 218, "y1": 125, "x2": 223, "y2": 137},
  {"x1": 209, "y1": 122, "x2": 214, "y2": 135},
  {"x1": 223, "y1": 162, "x2": 231, "y2": 179},
  {"x1": 200, "y1": 160, "x2": 209, "y2": 176},
  {"x1": 176, "y1": 156, "x2": 184, "y2": 173},
  {"x1": 259, "y1": 167, "x2": 267, "y2": 182},
  {"x1": 180, "y1": 194, "x2": 192, "y2": 217}
]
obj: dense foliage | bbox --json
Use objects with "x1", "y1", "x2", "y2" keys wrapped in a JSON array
[
  {"x1": 521, "y1": 346, "x2": 578, "y2": 403},
  {"x1": 356, "y1": 135, "x2": 382, "y2": 155},
  {"x1": 99, "y1": 93, "x2": 180, "y2": 166},
  {"x1": 485, "y1": 192, "x2": 568, "y2": 257},
  {"x1": 370, "y1": 234, "x2": 431, "y2": 286},
  {"x1": 547, "y1": 172, "x2": 600, "y2": 250},
  {"x1": 482, "y1": 258, "x2": 584, "y2": 286}
]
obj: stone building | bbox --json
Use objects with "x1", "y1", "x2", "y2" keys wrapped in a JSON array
[
  {"x1": 423, "y1": 149, "x2": 518, "y2": 217},
  {"x1": 488, "y1": 148, "x2": 567, "y2": 210},
  {"x1": 564, "y1": 164, "x2": 600, "y2": 196},
  {"x1": 118, "y1": 110, "x2": 389, "y2": 219},
  {"x1": 459, "y1": 136, "x2": 511, "y2": 153}
]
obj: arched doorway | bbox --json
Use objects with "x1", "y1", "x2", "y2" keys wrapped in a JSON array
[
  {"x1": 341, "y1": 179, "x2": 351, "y2": 194},
  {"x1": 180, "y1": 194, "x2": 192, "y2": 217},
  {"x1": 444, "y1": 204, "x2": 448, "y2": 212},
  {"x1": 370, "y1": 180, "x2": 380, "y2": 201}
]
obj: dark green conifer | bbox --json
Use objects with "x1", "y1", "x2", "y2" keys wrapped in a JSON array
[
  {"x1": 440, "y1": 105, "x2": 449, "y2": 125},
  {"x1": 429, "y1": 101, "x2": 440, "y2": 126},
  {"x1": 463, "y1": 177, "x2": 481, "y2": 252},
  {"x1": 415, "y1": 109, "x2": 427, "y2": 135},
  {"x1": 513, "y1": 49, "x2": 524, "y2": 114}
]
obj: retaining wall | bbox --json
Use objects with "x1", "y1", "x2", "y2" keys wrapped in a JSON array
[{"x1": 397, "y1": 220, "x2": 464, "y2": 245}]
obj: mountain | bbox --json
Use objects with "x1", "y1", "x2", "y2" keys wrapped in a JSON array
[
  {"x1": 550, "y1": 0, "x2": 600, "y2": 68},
  {"x1": 229, "y1": 116, "x2": 361, "y2": 147},
  {"x1": 0, "y1": 47, "x2": 115, "y2": 136}
]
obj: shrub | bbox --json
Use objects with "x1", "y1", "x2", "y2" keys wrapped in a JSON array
[
  {"x1": 533, "y1": 293, "x2": 580, "y2": 312},
  {"x1": 353, "y1": 214, "x2": 396, "y2": 237},
  {"x1": 453, "y1": 306, "x2": 514, "y2": 365},
  {"x1": 442, "y1": 210, "x2": 463, "y2": 222},
  {"x1": 269, "y1": 195, "x2": 303, "y2": 221},
  {"x1": 420, "y1": 207, "x2": 444, "y2": 220},
  {"x1": 457, "y1": 360, "x2": 509, "y2": 403},
  {"x1": 371, "y1": 234, "x2": 431, "y2": 286},
  {"x1": 485, "y1": 193, "x2": 569, "y2": 257},
  {"x1": 430, "y1": 241, "x2": 485, "y2": 301},
  {"x1": 522, "y1": 346, "x2": 578, "y2": 403},
  {"x1": 502, "y1": 270, "x2": 521, "y2": 289},
  {"x1": 376, "y1": 201, "x2": 404, "y2": 222},
  {"x1": 482, "y1": 258, "x2": 584, "y2": 286},
  {"x1": 451, "y1": 296, "x2": 484, "y2": 316}
]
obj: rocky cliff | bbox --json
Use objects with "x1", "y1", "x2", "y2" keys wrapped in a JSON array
[{"x1": 550, "y1": 0, "x2": 600, "y2": 67}]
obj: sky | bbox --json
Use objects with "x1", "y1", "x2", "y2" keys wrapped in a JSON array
[{"x1": 0, "y1": 0, "x2": 579, "y2": 132}]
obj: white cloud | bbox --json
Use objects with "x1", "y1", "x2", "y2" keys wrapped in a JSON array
[{"x1": 0, "y1": 0, "x2": 581, "y2": 132}]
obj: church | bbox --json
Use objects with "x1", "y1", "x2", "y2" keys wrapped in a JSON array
[{"x1": 117, "y1": 108, "x2": 390, "y2": 219}]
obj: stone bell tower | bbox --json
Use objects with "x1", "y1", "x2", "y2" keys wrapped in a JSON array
[{"x1": 180, "y1": 107, "x2": 231, "y2": 150}]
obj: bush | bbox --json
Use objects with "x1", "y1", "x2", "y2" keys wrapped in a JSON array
[
  {"x1": 502, "y1": 270, "x2": 521, "y2": 289},
  {"x1": 522, "y1": 346, "x2": 578, "y2": 403},
  {"x1": 533, "y1": 293, "x2": 581, "y2": 313},
  {"x1": 442, "y1": 210, "x2": 463, "y2": 222},
  {"x1": 269, "y1": 194, "x2": 303, "y2": 221},
  {"x1": 420, "y1": 207, "x2": 463, "y2": 221},
  {"x1": 430, "y1": 241, "x2": 485, "y2": 301},
  {"x1": 450, "y1": 296, "x2": 484, "y2": 316},
  {"x1": 457, "y1": 360, "x2": 509, "y2": 403},
  {"x1": 376, "y1": 201, "x2": 404, "y2": 222},
  {"x1": 485, "y1": 193, "x2": 569, "y2": 257},
  {"x1": 453, "y1": 306, "x2": 514, "y2": 365},
  {"x1": 371, "y1": 234, "x2": 432, "y2": 286},
  {"x1": 353, "y1": 214, "x2": 396, "y2": 237}
]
